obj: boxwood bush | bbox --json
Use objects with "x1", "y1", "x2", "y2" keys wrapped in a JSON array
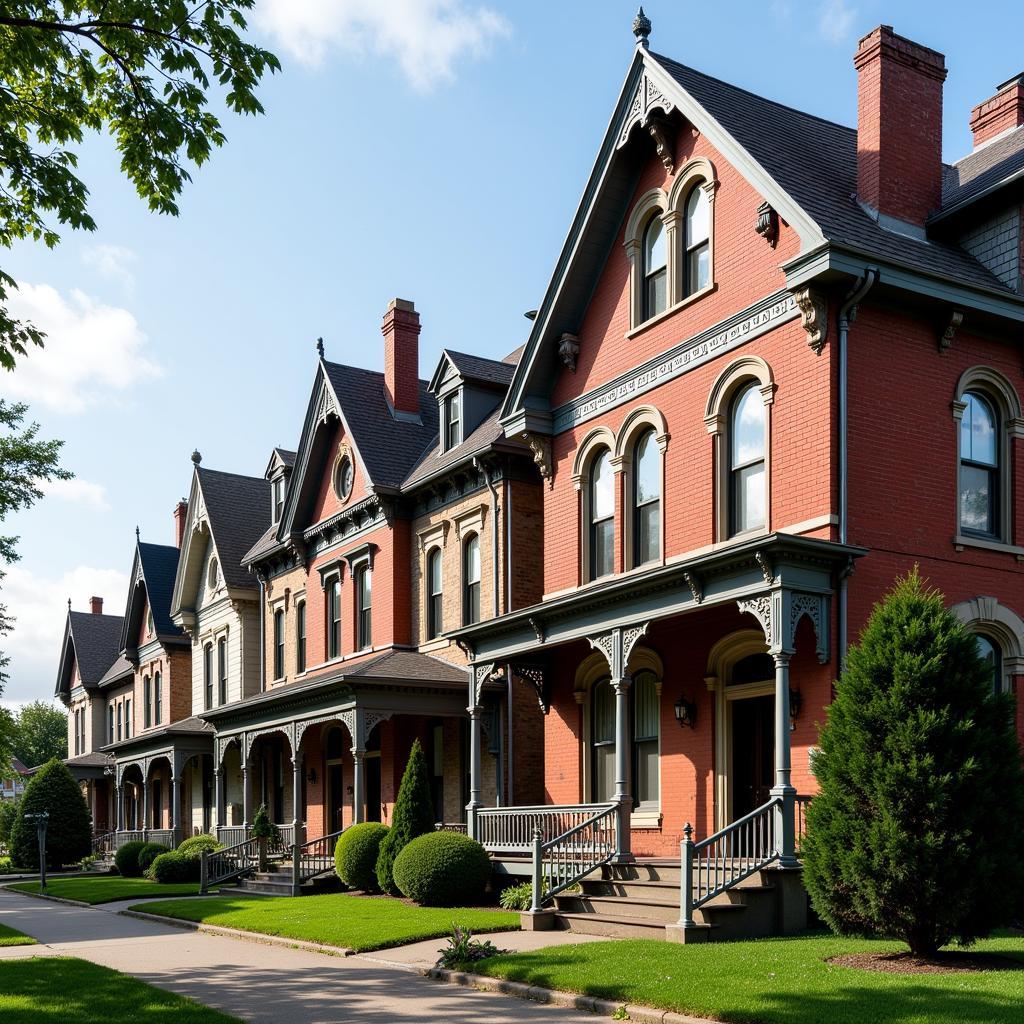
[
  {"x1": 114, "y1": 840, "x2": 148, "y2": 878},
  {"x1": 178, "y1": 834, "x2": 220, "y2": 859},
  {"x1": 150, "y1": 850, "x2": 200, "y2": 884},
  {"x1": 137, "y1": 842, "x2": 169, "y2": 874},
  {"x1": 393, "y1": 831, "x2": 491, "y2": 907},
  {"x1": 334, "y1": 822, "x2": 388, "y2": 891}
]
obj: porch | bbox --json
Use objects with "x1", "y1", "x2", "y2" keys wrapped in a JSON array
[{"x1": 452, "y1": 533, "x2": 861, "y2": 940}]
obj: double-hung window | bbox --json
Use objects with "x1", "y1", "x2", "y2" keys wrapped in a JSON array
[{"x1": 356, "y1": 566, "x2": 372, "y2": 650}]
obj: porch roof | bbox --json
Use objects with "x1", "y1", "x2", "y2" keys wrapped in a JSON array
[
  {"x1": 100, "y1": 716, "x2": 214, "y2": 758},
  {"x1": 450, "y1": 533, "x2": 866, "y2": 663},
  {"x1": 54, "y1": 751, "x2": 114, "y2": 780}
]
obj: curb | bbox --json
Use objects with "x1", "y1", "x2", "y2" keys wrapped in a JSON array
[
  {"x1": 1, "y1": 888, "x2": 92, "y2": 908},
  {"x1": 427, "y1": 967, "x2": 723, "y2": 1024},
  {"x1": 118, "y1": 909, "x2": 355, "y2": 957}
]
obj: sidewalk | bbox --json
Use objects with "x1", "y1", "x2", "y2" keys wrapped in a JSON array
[{"x1": 0, "y1": 889, "x2": 607, "y2": 1023}]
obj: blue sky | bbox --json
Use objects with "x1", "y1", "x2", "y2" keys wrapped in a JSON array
[{"x1": 3, "y1": 0, "x2": 1023, "y2": 706}]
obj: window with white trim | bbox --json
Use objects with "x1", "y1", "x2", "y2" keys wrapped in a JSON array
[
  {"x1": 729, "y1": 382, "x2": 767, "y2": 535},
  {"x1": 589, "y1": 450, "x2": 615, "y2": 580},
  {"x1": 427, "y1": 548, "x2": 443, "y2": 639}
]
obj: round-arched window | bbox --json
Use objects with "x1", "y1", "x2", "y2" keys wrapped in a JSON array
[
  {"x1": 642, "y1": 214, "x2": 667, "y2": 320},
  {"x1": 729, "y1": 382, "x2": 766, "y2": 534},
  {"x1": 685, "y1": 186, "x2": 710, "y2": 294},
  {"x1": 960, "y1": 391, "x2": 998, "y2": 537},
  {"x1": 589, "y1": 450, "x2": 615, "y2": 580},
  {"x1": 974, "y1": 634, "x2": 1003, "y2": 695}
]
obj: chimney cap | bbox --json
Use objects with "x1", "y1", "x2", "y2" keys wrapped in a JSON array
[
  {"x1": 997, "y1": 71, "x2": 1024, "y2": 92},
  {"x1": 386, "y1": 298, "x2": 416, "y2": 314}
]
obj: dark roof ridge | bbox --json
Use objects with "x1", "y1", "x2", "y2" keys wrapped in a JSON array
[
  {"x1": 951, "y1": 124, "x2": 1024, "y2": 168},
  {"x1": 322, "y1": 357, "x2": 430, "y2": 390},
  {"x1": 649, "y1": 51, "x2": 855, "y2": 137},
  {"x1": 197, "y1": 465, "x2": 266, "y2": 484}
]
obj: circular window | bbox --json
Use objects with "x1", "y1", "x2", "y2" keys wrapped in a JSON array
[{"x1": 334, "y1": 453, "x2": 354, "y2": 502}]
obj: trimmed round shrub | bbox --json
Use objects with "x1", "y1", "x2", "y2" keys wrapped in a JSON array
[
  {"x1": 393, "y1": 831, "x2": 491, "y2": 907},
  {"x1": 150, "y1": 850, "x2": 200, "y2": 884},
  {"x1": 334, "y1": 822, "x2": 388, "y2": 891},
  {"x1": 137, "y1": 842, "x2": 169, "y2": 874},
  {"x1": 114, "y1": 840, "x2": 148, "y2": 878},
  {"x1": 10, "y1": 758, "x2": 91, "y2": 870},
  {"x1": 178, "y1": 834, "x2": 220, "y2": 859},
  {"x1": 376, "y1": 738, "x2": 434, "y2": 895}
]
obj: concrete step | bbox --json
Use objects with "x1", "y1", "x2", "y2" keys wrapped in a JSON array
[
  {"x1": 237, "y1": 877, "x2": 294, "y2": 896},
  {"x1": 556, "y1": 911, "x2": 679, "y2": 940},
  {"x1": 554, "y1": 894, "x2": 681, "y2": 924}
]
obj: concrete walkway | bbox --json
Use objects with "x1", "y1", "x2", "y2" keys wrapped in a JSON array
[{"x1": 0, "y1": 889, "x2": 609, "y2": 1023}]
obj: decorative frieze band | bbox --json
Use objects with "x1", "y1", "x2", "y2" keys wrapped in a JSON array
[{"x1": 551, "y1": 290, "x2": 799, "y2": 433}]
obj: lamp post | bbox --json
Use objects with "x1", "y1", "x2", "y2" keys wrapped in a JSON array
[{"x1": 24, "y1": 811, "x2": 49, "y2": 892}]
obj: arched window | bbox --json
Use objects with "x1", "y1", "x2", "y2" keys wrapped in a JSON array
[
  {"x1": 356, "y1": 565, "x2": 372, "y2": 650},
  {"x1": 632, "y1": 670, "x2": 660, "y2": 811},
  {"x1": 327, "y1": 578, "x2": 342, "y2": 659},
  {"x1": 124, "y1": 698, "x2": 131, "y2": 739},
  {"x1": 143, "y1": 675, "x2": 151, "y2": 729},
  {"x1": 589, "y1": 450, "x2": 615, "y2": 580},
  {"x1": 154, "y1": 671, "x2": 162, "y2": 724},
  {"x1": 684, "y1": 186, "x2": 710, "y2": 295},
  {"x1": 203, "y1": 642, "x2": 214, "y2": 710},
  {"x1": 642, "y1": 214, "x2": 667, "y2": 320},
  {"x1": 116, "y1": 702, "x2": 122, "y2": 742},
  {"x1": 295, "y1": 600, "x2": 306, "y2": 674},
  {"x1": 427, "y1": 548, "x2": 443, "y2": 639},
  {"x1": 959, "y1": 391, "x2": 999, "y2": 537},
  {"x1": 591, "y1": 676, "x2": 615, "y2": 803},
  {"x1": 974, "y1": 634, "x2": 1003, "y2": 695},
  {"x1": 208, "y1": 557, "x2": 219, "y2": 591},
  {"x1": 729, "y1": 382, "x2": 766, "y2": 535},
  {"x1": 217, "y1": 636, "x2": 227, "y2": 704},
  {"x1": 633, "y1": 429, "x2": 660, "y2": 566},
  {"x1": 108, "y1": 704, "x2": 115, "y2": 743},
  {"x1": 273, "y1": 608, "x2": 285, "y2": 680},
  {"x1": 463, "y1": 533, "x2": 481, "y2": 626}
]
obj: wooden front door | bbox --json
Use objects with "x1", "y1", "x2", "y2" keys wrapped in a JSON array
[{"x1": 731, "y1": 695, "x2": 774, "y2": 819}]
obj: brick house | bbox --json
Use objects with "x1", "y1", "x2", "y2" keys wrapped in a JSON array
[{"x1": 449, "y1": 19, "x2": 1024, "y2": 939}]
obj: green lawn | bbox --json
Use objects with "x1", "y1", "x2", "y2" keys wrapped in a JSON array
[
  {"x1": 0, "y1": 958, "x2": 238, "y2": 1023},
  {"x1": 7, "y1": 877, "x2": 200, "y2": 904},
  {"x1": 0, "y1": 922, "x2": 36, "y2": 946},
  {"x1": 132, "y1": 892, "x2": 519, "y2": 952},
  {"x1": 468, "y1": 933, "x2": 1024, "y2": 1024}
]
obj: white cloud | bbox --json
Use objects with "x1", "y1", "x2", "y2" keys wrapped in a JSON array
[
  {"x1": 82, "y1": 243, "x2": 137, "y2": 292},
  {"x1": 2, "y1": 280, "x2": 163, "y2": 413},
  {"x1": 38, "y1": 477, "x2": 111, "y2": 512},
  {"x1": 818, "y1": 0, "x2": 856, "y2": 44},
  {"x1": 1, "y1": 565, "x2": 128, "y2": 703},
  {"x1": 255, "y1": 0, "x2": 510, "y2": 91}
]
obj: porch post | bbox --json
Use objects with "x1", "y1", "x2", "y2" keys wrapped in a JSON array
[
  {"x1": 612, "y1": 674, "x2": 633, "y2": 862},
  {"x1": 770, "y1": 652, "x2": 797, "y2": 867},
  {"x1": 171, "y1": 773, "x2": 182, "y2": 847},
  {"x1": 242, "y1": 756, "x2": 252, "y2": 828},
  {"x1": 213, "y1": 766, "x2": 223, "y2": 832},
  {"x1": 141, "y1": 775, "x2": 149, "y2": 838},
  {"x1": 292, "y1": 751, "x2": 305, "y2": 844},
  {"x1": 352, "y1": 707, "x2": 365, "y2": 826},
  {"x1": 467, "y1": 705, "x2": 482, "y2": 840},
  {"x1": 115, "y1": 783, "x2": 124, "y2": 831}
]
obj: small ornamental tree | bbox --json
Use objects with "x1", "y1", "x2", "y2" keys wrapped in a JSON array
[
  {"x1": 10, "y1": 757, "x2": 91, "y2": 869},
  {"x1": 803, "y1": 570, "x2": 1024, "y2": 957},
  {"x1": 376, "y1": 738, "x2": 435, "y2": 895}
]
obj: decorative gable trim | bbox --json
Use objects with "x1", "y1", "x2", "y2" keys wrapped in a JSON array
[{"x1": 617, "y1": 70, "x2": 677, "y2": 151}]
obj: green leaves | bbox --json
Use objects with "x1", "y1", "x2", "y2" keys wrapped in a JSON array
[{"x1": 0, "y1": 3, "x2": 280, "y2": 369}]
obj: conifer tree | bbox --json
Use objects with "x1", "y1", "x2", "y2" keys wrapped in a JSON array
[
  {"x1": 11, "y1": 757, "x2": 90, "y2": 869},
  {"x1": 803, "y1": 570, "x2": 1024, "y2": 956},
  {"x1": 376, "y1": 738, "x2": 435, "y2": 895}
]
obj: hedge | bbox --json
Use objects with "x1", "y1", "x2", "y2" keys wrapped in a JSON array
[
  {"x1": 150, "y1": 850, "x2": 200, "y2": 884},
  {"x1": 334, "y1": 822, "x2": 388, "y2": 891},
  {"x1": 178, "y1": 834, "x2": 220, "y2": 859},
  {"x1": 393, "y1": 831, "x2": 491, "y2": 907},
  {"x1": 137, "y1": 842, "x2": 170, "y2": 874},
  {"x1": 114, "y1": 840, "x2": 148, "y2": 878}
]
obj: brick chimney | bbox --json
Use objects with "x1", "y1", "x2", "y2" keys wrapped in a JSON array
[
  {"x1": 970, "y1": 74, "x2": 1024, "y2": 148},
  {"x1": 89, "y1": 596, "x2": 103, "y2": 615},
  {"x1": 854, "y1": 25, "x2": 947, "y2": 227},
  {"x1": 173, "y1": 499, "x2": 188, "y2": 547},
  {"x1": 381, "y1": 298, "x2": 421, "y2": 418}
]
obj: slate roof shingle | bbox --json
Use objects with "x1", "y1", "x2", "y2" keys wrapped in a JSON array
[
  {"x1": 443, "y1": 350, "x2": 517, "y2": 389},
  {"x1": 97, "y1": 653, "x2": 134, "y2": 688},
  {"x1": 137, "y1": 542, "x2": 184, "y2": 638},
  {"x1": 66, "y1": 611, "x2": 124, "y2": 685},
  {"x1": 941, "y1": 125, "x2": 1024, "y2": 211},
  {"x1": 196, "y1": 467, "x2": 271, "y2": 589}
]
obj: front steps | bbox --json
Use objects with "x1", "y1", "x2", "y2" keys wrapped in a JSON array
[
  {"x1": 235, "y1": 862, "x2": 341, "y2": 897},
  {"x1": 534, "y1": 860, "x2": 804, "y2": 942}
]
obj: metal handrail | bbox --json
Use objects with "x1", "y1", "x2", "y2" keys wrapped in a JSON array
[
  {"x1": 529, "y1": 803, "x2": 617, "y2": 913},
  {"x1": 289, "y1": 829, "x2": 343, "y2": 895},
  {"x1": 478, "y1": 803, "x2": 615, "y2": 853},
  {"x1": 201, "y1": 836, "x2": 260, "y2": 893},
  {"x1": 91, "y1": 831, "x2": 115, "y2": 857}
]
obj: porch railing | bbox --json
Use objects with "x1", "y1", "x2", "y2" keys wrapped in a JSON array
[
  {"x1": 147, "y1": 829, "x2": 174, "y2": 848},
  {"x1": 91, "y1": 831, "x2": 115, "y2": 858},
  {"x1": 216, "y1": 826, "x2": 248, "y2": 847},
  {"x1": 289, "y1": 829, "x2": 343, "y2": 895},
  {"x1": 114, "y1": 830, "x2": 145, "y2": 849},
  {"x1": 435, "y1": 822, "x2": 468, "y2": 834},
  {"x1": 215, "y1": 824, "x2": 295, "y2": 853},
  {"x1": 200, "y1": 836, "x2": 260, "y2": 893},
  {"x1": 273, "y1": 824, "x2": 295, "y2": 854},
  {"x1": 478, "y1": 804, "x2": 615, "y2": 854},
  {"x1": 795, "y1": 794, "x2": 812, "y2": 849},
  {"x1": 679, "y1": 797, "x2": 779, "y2": 929},
  {"x1": 529, "y1": 802, "x2": 618, "y2": 913}
]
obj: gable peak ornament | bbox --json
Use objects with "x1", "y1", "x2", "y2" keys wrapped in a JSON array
[
  {"x1": 316, "y1": 336, "x2": 325, "y2": 359},
  {"x1": 191, "y1": 449, "x2": 202, "y2": 466},
  {"x1": 633, "y1": 7, "x2": 652, "y2": 48}
]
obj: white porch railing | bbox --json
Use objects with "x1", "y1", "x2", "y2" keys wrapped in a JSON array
[
  {"x1": 679, "y1": 797, "x2": 779, "y2": 929},
  {"x1": 529, "y1": 803, "x2": 618, "y2": 913},
  {"x1": 147, "y1": 829, "x2": 174, "y2": 847},
  {"x1": 795, "y1": 793, "x2": 812, "y2": 849},
  {"x1": 216, "y1": 825, "x2": 248, "y2": 847},
  {"x1": 477, "y1": 804, "x2": 615, "y2": 854},
  {"x1": 113, "y1": 830, "x2": 145, "y2": 849}
]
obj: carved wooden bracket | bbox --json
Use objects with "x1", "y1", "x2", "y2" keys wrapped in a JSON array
[
  {"x1": 794, "y1": 288, "x2": 829, "y2": 355},
  {"x1": 558, "y1": 333, "x2": 580, "y2": 373},
  {"x1": 755, "y1": 202, "x2": 778, "y2": 248},
  {"x1": 939, "y1": 309, "x2": 964, "y2": 352},
  {"x1": 646, "y1": 116, "x2": 675, "y2": 174},
  {"x1": 521, "y1": 432, "x2": 553, "y2": 487}
]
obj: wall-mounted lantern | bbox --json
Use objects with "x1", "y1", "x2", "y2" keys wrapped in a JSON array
[{"x1": 674, "y1": 694, "x2": 697, "y2": 729}]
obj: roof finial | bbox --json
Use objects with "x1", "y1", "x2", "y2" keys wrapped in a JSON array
[
  {"x1": 67, "y1": 597, "x2": 72, "y2": 611},
  {"x1": 135, "y1": 525, "x2": 140, "y2": 541},
  {"x1": 633, "y1": 6, "x2": 651, "y2": 48},
  {"x1": 191, "y1": 449, "x2": 202, "y2": 466},
  {"x1": 316, "y1": 336, "x2": 325, "y2": 358}
]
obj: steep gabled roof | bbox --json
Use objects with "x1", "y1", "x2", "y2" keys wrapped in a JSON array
[
  {"x1": 196, "y1": 467, "x2": 270, "y2": 589},
  {"x1": 120, "y1": 541, "x2": 185, "y2": 652},
  {"x1": 434, "y1": 350, "x2": 517, "y2": 391},
  {"x1": 940, "y1": 125, "x2": 1024, "y2": 214},
  {"x1": 97, "y1": 654, "x2": 134, "y2": 689},
  {"x1": 54, "y1": 609, "x2": 125, "y2": 701}
]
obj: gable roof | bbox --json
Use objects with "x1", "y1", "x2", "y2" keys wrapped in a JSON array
[
  {"x1": 120, "y1": 541, "x2": 185, "y2": 652},
  {"x1": 501, "y1": 45, "x2": 1023, "y2": 431},
  {"x1": 54, "y1": 609, "x2": 125, "y2": 701},
  {"x1": 441, "y1": 350, "x2": 517, "y2": 390},
  {"x1": 939, "y1": 125, "x2": 1024, "y2": 215},
  {"x1": 196, "y1": 467, "x2": 270, "y2": 589}
]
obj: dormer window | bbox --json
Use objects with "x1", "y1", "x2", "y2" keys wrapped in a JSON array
[
  {"x1": 444, "y1": 391, "x2": 462, "y2": 451},
  {"x1": 272, "y1": 476, "x2": 285, "y2": 523}
]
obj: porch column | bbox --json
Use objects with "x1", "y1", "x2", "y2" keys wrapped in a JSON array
[
  {"x1": 213, "y1": 767, "x2": 223, "y2": 832},
  {"x1": 770, "y1": 652, "x2": 798, "y2": 867},
  {"x1": 171, "y1": 773, "x2": 182, "y2": 846},
  {"x1": 242, "y1": 757, "x2": 252, "y2": 828},
  {"x1": 116, "y1": 783, "x2": 124, "y2": 831},
  {"x1": 141, "y1": 776, "x2": 149, "y2": 837},
  {"x1": 467, "y1": 705, "x2": 482, "y2": 839},
  {"x1": 352, "y1": 749, "x2": 365, "y2": 826},
  {"x1": 612, "y1": 674, "x2": 633, "y2": 862},
  {"x1": 292, "y1": 751, "x2": 305, "y2": 844}
]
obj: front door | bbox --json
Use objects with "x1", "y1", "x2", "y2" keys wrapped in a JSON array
[{"x1": 731, "y1": 695, "x2": 774, "y2": 819}]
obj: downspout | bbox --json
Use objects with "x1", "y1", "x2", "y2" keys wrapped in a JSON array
[{"x1": 837, "y1": 267, "x2": 878, "y2": 672}]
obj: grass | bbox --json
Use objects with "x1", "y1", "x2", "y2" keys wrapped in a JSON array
[
  {"x1": 132, "y1": 891, "x2": 519, "y2": 952},
  {"x1": 468, "y1": 932, "x2": 1024, "y2": 1024},
  {"x1": 0, "y1": 957, "x2": 238, "y2": 1023},
  {"x1": 6, "y1": 877, "x2": 200, "y2": 904},
  {"x1": 0, "y1": 922, "x2": 36, "y2": 946}
]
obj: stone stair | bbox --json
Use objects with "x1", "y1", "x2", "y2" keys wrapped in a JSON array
[
  {"x1": 549, "y1": 860, "x2": 788, "y2": 942},
  {"x1": 235, "y1": 861, "x2": 341, "y2": 897}
]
